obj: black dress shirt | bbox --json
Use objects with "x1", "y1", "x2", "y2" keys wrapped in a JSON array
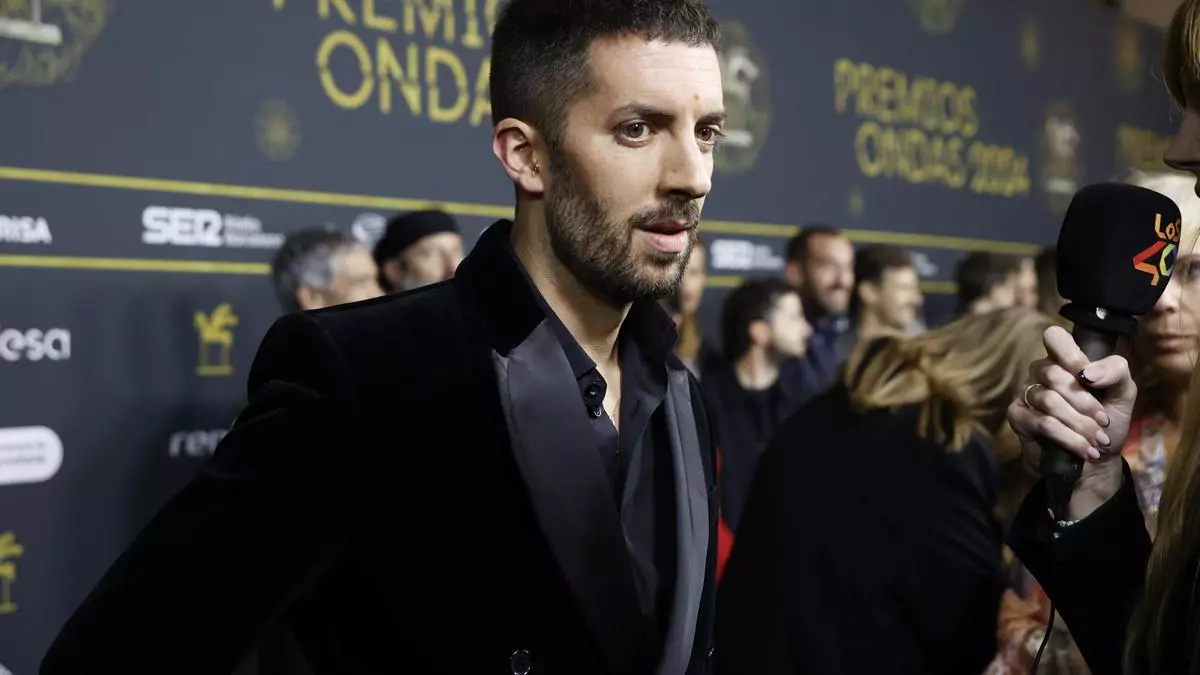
[{"x1": 522, "y1": 261, "x2": 680, "y2": 647}]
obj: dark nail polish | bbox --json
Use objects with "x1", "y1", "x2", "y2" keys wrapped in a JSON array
[{"x1": 1078, "y1": 368, "x2": 1095, "y2": 385}]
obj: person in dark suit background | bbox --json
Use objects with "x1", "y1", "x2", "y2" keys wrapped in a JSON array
[
  {"x1": 372, "y1": 210, "x2": 464, "y2": 293},
  {"x1": 40, "y1": 1, "x2": 726, "y2": 673},
  {"x1": 272, "y1": 228, "x2": 383, "y2": 312},
  {"x1": 715, "y1": 308, "x2": 1050, "y2": 675},
  {"x1": 703, "y1": 278, "x2": 813, "y2": 532},
  {"x1": 784, "y1": 225, "x2": 856, "y2": 392}
]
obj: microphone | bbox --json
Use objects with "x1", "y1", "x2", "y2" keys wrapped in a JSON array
[{"x1": 1045, "y1": 182, "x2": 1183, "y2": 520}]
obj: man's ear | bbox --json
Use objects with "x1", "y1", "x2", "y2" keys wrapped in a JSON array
[
  {"x1": 295, "y1": 286, "x2": 326, "y2": 312},
  {"x1": 748, "y1": 319, "x2": 771, "y2": 348},
  {"x1": 383, "y1": 259, "x2": 405, "y2": 290},
  {"x1": 784, "y1": 260, "x2": 803, "y2": 288},
  {"x1": 493, "y1": 118, "x2": 546, "y2": 195},
  {"x1": 858, "y1": 282, "x2": 879, "y2": 307}
]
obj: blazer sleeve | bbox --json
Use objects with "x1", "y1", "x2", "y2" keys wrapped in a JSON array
[
  {"x1": 1008, "y1": 462, "x2": 1151, "y2": 675},
  {"x1": 41, "y1": 312, "x2": 358, "y2": 675}
]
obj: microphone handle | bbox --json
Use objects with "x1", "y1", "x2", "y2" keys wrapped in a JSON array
[{"x1": 1041, "y1": 326, "x2": 1120, "y2": 520}]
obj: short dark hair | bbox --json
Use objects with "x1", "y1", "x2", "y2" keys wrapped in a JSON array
[
  {"x1": 854, "y1": 245, "x2": 915, "y2": 287},
  {"x1": 786, "y1": 224, "x2": 845, "y2": 263},
  {"x1": 489, "y1": 0, "x2": 720, "y2": 145},
  {"x1": 852, "y1": 245, "x2": 915, "y2": 315},
  {"x1": 271, "y1": 228, "x2": 357, "y2": 314},
  {"x1": 955, "y1": 252, "x2": 1022, "y2": 312},
  {"x1": 721, "y1": 278, "x2": 797, "y2": 361}
]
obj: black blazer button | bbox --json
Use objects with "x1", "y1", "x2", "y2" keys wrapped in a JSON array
[{"x1": 510, "y1": 649, "x2": 532, "y2": 675}]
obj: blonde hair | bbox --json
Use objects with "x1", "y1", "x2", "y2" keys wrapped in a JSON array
[
  {"x1": 1165, "y1": 0, "x2": 1200, "y2": 112},
  {"x1": 842, "y1": 307, "x2": 1050, "y2": 454},
  {"x1": 1125, "y1": 4, "x2": 1200, "y2": 671},
  {"x1": 673, "y1": 240, "x2": 707, "y2": 366},
  {"x1": 1127, "y1": 362, "x2": 1200, "y2": 675}
]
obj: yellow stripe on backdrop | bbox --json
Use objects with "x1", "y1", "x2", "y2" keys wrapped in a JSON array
[
  {"x1": 709, "y1": 275, "x2": 958, "y2": 295},
  {"x1": 0, "y1": 255, "x2": 270, "y2": 275},
  {"x1": 0, "y1": 165, "x2": 1043, "y2": 255},
  {"x1": 0, "y1": 165, "x2": 1027, "y2": 291}
]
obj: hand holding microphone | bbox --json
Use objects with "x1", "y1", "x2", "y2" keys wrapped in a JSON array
[
  {"x1": 1008, "y1": 326, "x2": 1135, "y2": 520},
  {"x1": 1007, "y1": 182, "x2": 1182, "y2": 521}
]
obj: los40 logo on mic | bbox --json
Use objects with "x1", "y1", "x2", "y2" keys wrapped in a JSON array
[{"x1": 1132, "y1": 212, "x2": 1182, "y2": 287}]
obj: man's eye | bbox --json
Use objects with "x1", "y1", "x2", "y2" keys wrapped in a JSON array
[
  {"x1": 698, "y1": 127, "x2": 725, "y2": 145},
  {"x1": 620, "y1": 122, "x2": 649, "y2": 140}
]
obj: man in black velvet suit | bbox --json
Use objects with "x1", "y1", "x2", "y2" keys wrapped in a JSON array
[{"x1": 40, "y1": 1, "x2": 726, "y2": 673}]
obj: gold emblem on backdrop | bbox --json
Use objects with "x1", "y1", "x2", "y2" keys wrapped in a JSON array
[
  {"x1": 0, "y1": 0, "x2": 112, "y2": 90},
  {"x1": 1020, "y1": 18, "x2": 1039, "y2": 70},
  {"x1": 256, "y1": 99, "x2": 303, "y2": 162},
  {"x1": 1114, "y1": 18, "x2": 1143, "y2": 94},
  {"x1": 195, "y1": 303, "x2": 239, "y2": 377},
  {"x1": 715, "y1": 21, "x2": 771, "y2": 175},
  {"x1": 910, "y1": 0, "x2": 964, "y2": 36},
  {"x1": 0, "y1": 532, "x2": 24, "y2": 614},
  {"x1": 848, "y1": 186, "x2": 865, "y2": 218},
  {"x1": 1038, "y1": 101, "x2": 1084, "y2": 216}
]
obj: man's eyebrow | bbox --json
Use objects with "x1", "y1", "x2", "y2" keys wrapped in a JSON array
[
  {"x1": 608, "y1": 104, "x2": 726, "y2": 126},
  {"x1": 611, "y1": 102, "x2": 675, "y2": 123}
]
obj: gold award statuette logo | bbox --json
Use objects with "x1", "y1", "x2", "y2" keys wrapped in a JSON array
[
  {"x1": 715, "y1": 21, "x2": 770, "y2": 175},
  {"x1": 0, "y1": 531, "x2": 23, "y2": 614},
  {"x1": 195, "y1": 303, "x2": 239, "y2": 377},
  {"x1": 0, "y1": 0, "x2": 112, "y2": 90},
  {"x1": 1038, "y1": 101, "x2": 1083, "y2": 215},
  {"x1": 910, "y1": 0, "x2": 964, "y2": 36},
  {"x1": 256, "y1": 99, "x2": 302, "y2": 163},
  {"x1": 1019, "y1": 18, "x2": 1039, "y2": 70},
  {"x1": 1114, "y1": 18, "x2": 1143, "y2": 94}
]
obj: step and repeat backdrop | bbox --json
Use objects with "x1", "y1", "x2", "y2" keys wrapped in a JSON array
[{"x1": 0, "y1": 0, "x2": 1182, "y2": 671}]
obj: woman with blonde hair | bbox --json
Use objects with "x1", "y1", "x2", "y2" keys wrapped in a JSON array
[
  {"x1": 715, "y1": 308, "x2": 1050, "y2": 674},
  {"x1": 1006, "y1": 3, "x2": 1200, "y2": 672}
]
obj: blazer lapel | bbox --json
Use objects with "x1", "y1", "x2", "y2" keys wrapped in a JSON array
[
  {"x1": 490, "y1": 320, "x2": 649, "y2": 672},
  {"x1": 656, "y1": 367, "x2": 711, "y2": 675}
]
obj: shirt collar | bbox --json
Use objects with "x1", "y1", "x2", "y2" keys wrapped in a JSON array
[{"x1": 499, "y1": 227, "x2": 678, "y2": 378}]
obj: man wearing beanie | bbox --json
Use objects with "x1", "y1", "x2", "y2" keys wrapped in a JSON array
[{"x1": 373, "y1": 209, "x2": 464, "y2": 292}]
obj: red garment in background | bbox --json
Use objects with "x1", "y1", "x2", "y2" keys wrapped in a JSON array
[
  {"x1": 715, "y1": 447, "x2": 734, "y2": 583},
  {"x1": 716, "y1": 516, "x2": 733, "y2": 583}
]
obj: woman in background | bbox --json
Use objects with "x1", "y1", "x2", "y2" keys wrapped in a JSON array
[
  {"x1": 715, "y1": 308, "x2": 1050, "y2": 674},
  {"x1": 670, "y1": 240, "x2": 722, "y2": 379}
]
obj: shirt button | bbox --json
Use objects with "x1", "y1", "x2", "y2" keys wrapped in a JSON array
[
  {"x1": 510, "y1": 649, "x2": 532, "y2": 675},
  {"x1": 589, "y1": 405, "x2": 603, "y2": 418},
  {"x1": 584, "y1": 383, "x2": 601, "y2": 399}
]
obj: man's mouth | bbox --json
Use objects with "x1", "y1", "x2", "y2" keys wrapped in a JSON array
[{"x1": 638, "y1": 220, "x2": 693, "y2": 254}]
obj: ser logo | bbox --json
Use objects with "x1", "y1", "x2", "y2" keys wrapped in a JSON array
[
  {"x1": 142, "y1": 206, "x2": 285, "y2": 250},
  {"x1": 1133, "y1": 213, "x2": 1182, "y2": 287}
]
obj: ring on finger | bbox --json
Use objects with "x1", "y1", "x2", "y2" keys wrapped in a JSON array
[{"x1": 1023, "y1": 383, "x2": 1044, "y2": 408}]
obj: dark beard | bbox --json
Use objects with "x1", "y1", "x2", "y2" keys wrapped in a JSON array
[{"x1": 544, "y1": 151, "x2": 700, "y2": 307}]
